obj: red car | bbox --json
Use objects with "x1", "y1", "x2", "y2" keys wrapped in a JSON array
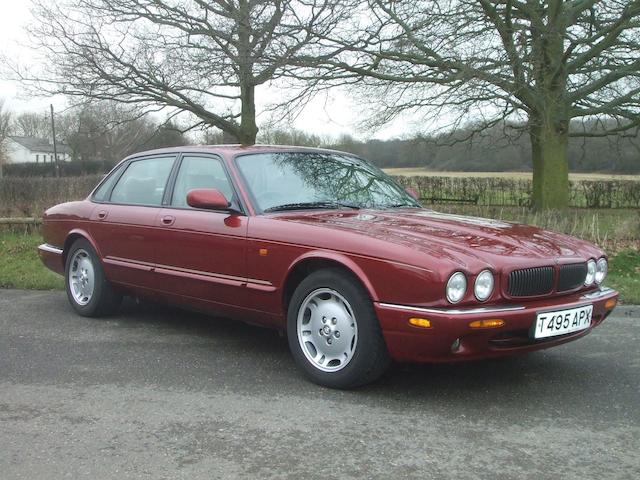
[{"x1": 39, "y1": 146, "x2": 618, "y2": 388}]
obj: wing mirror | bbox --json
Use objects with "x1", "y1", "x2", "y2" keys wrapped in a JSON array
[
  {"x1": 405, "y1": 187, "x2": 419, "y2": 200},
  {"x1": 186, "y1": 189, "x2": 231, "y2": 210}
]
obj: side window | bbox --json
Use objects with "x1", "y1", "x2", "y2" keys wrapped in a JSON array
[
  {"x1": 92, "y1": 163, "x2": 125, "y2": 202},
  {"x1": 171, "y1": 156, "x2": 234, "y2": 208},
  {"x1": 110, "y1": 156, "x2": 175, "y2": 206}
]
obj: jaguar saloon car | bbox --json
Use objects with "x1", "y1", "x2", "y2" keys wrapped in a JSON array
[{"x1": 38, "y1": 145, "x2": 619, "y2": 388}]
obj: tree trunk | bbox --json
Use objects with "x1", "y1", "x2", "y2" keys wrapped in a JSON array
[
  {"x1": 530, "y1": 113, "x2": 570, "y2": 210},
  {"x1": 237, "y1": 83, "x2": 258, "y2": 145}
]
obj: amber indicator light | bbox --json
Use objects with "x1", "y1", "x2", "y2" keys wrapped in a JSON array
[
  {"x1": 409, "y1": 318, "x2": 432, "y2": 328},
  {"x1": 469, "y1": 319, "x2": 505, "y2": 329},
  {"x1": 259, "y1": 248, "x2": 269, "y2": 256}
]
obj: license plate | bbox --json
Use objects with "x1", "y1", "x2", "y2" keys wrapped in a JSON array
[{"x1": 533, "y1": 305, "x2": 593, "y2": 339}]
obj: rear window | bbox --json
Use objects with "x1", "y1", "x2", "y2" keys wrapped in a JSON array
[
  {"x1": 110, "y1": 156, "x2": 175, "y2": 206},
  {"x1": 92, "y1": 164, "x2": 125, "y2": 202}
]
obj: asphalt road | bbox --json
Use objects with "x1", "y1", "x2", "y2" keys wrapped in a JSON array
[{"x1": 0, "y1": 289, "x2": 638, "y2": 479}]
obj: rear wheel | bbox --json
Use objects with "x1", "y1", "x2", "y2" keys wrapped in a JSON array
[
  {"x1": 65, "y1": 238, "x2": 121, "y2": 317},
  {"x1": 287, "y1": 268, "x2": 390, "y2": 388}
]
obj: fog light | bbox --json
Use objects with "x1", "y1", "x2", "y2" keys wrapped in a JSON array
[
  {"x1": 409, "y1": 317, "x2": 432, "y2": 328},
  {"x1": 605, "y1": 298, "x2": 617, "y2": 310},
  {"x1": 469, "y1": 319, "x2": 505, "y2": 329}
]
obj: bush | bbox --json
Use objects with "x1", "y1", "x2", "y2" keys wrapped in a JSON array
[
  {"x1": 3, "y1": 161, "x2": 115, "y2": 177},
  {"x1": 392, "y1": 175, "x2": 640, "y2": 208},
  {"x1": 0, "y1": 175, "x2": 103, "y2": 217}
]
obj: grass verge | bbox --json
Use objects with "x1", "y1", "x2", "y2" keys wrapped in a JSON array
[
  {"x1": 0, "y1": 232, "x2": 64, "y2": 290},
  {"x1": 0, "y1": 230, "x2": 637, "y2": 303}
]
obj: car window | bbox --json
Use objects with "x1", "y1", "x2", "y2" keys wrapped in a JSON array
[
  {"x1": 92, "y1": 163, "x2": 125, "y2": 202},
  {"x1": 236, "y1": 152, "x2": 418, "y2": 212},
  {"x1": 171, "y1": 155, "x2": 233, "y2": 207},
  {"x1": 110, "y1": 156, "x2": 175, "y2": 206}
]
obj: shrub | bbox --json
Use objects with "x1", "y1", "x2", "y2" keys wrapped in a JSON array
[
  {"x1": 3, "y1": 161, "x2": 115, "y2": 177},
  {"x1": 0, "y1": 175, "x2": 102, "y2": 217},
  {"x1": 392, "y1": 175, "x2": 640, "y2": 209}
]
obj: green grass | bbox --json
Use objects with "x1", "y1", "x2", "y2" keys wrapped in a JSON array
[
  {"x1": 0, "y1": 232, "x2": 64, "y2": 290},
  {"x1": 0, "y1": 231, "x2": 638, "y2": 303},
  {"x1": 606, "y1": 250, "x2": 640, "y2": 305}
]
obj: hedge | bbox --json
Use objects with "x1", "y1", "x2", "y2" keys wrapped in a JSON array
[
  {"x1": 1, "y1": 174, "x2": 639, "y2": 217},
  {"x1": 392, "y1": 175, "x2": 640, "y2": 209}
]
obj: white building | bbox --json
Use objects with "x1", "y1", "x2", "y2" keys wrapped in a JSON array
[{"x1": 5, "y1": 136, "x2": 72, "y2": 164}]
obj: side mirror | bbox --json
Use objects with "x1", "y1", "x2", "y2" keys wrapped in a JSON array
[
  {"x1": 405, "y1": 187, "x2": 419, "y2": 200},
  {"x1": 186, "y1": 188, "x2": 230, "y2": 210}
]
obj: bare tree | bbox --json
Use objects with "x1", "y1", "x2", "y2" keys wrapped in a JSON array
[
  {"x1": 16, "y1": 0, "x2": 342, "y2": 145},
  {"x1": 58, "y1": 101, "x2": 188, "y2": 162},
  {"x1": 300, "y1": 0, "x2": 640, "y2": 209},
  {"x1": 0, "y1": 100, "x2": 12, "y2": 179},
  {"x1": 12, "y1": 111, "x2": 51, "y2": 139}
]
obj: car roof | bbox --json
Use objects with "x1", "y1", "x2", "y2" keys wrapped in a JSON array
[{"x1": 123, "y1": 144, "x2": 349, "y2": 160}]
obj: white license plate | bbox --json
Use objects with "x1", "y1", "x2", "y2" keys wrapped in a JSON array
[{"x1": 533, "y1": 305, "x2": 593, "y2": 339}]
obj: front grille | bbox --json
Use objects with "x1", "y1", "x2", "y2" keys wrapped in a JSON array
[
  {"x1": 557, "y1": 262, "x2": 587, "y2": 292},
  {"x1": 507, "y1": 266, "x2": 554, "y2": 297}
]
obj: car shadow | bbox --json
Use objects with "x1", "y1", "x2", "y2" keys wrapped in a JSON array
[{"x1": 101, "y1": 297, "x2": 620, "y2": 412}]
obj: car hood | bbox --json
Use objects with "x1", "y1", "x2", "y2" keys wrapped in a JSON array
[{"x1": 273, "y1": 208, "x2": 599, "y2": 268}]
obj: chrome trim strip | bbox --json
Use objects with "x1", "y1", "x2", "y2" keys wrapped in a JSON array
[
  {"x1": 377, "y1": 302, "x2": 526, "y2": 315},
  {"x1": 105, "y1": 255, "x2": 274, "y2": 288},
  {"x1": 581, "y1": 287, "x2": 615, "y2": 300},
  {"x1": 38, "y1": 244, "x2": 63, "y2": 255}
]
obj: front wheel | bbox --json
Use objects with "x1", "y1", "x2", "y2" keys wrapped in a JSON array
[
  {"x1": 65, "y1": 238, "x2": 121, "y2": 317},
  {"x1": 287, "y1": 268, "x2": 390, "y2": 388}
]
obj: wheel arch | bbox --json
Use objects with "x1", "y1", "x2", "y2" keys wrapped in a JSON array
[
  {"x1": 62, "y1": 229, "x2": 102, "y2": 263},
  {"x1": 282, "y1": 252, "x2": 379, "y2": 315}
]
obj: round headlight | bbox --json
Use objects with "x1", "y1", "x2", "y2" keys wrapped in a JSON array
[
  {"x1": 585, "y1": 259, "x2": 596, "y2": 286},
  {"x1": 474, "y1": 270, "x2": 494, "y2": 301},
  {"x1": 595, "y1": 258, "x2": 608, "y2": 284},
  {"x1": 446, "y1": 272, "x2": 467, "y2": 304}
]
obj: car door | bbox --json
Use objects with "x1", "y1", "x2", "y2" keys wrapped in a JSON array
[
  {"x1": 89, "y1": 154, "x2": 177, "y2": 289},
  {"x1": 153, "y1": 154, "x2": 249, "y2": 309}
]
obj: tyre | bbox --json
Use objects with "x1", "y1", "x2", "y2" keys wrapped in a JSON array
[
  {"x1": 287, "y1": 268, "x2": 390, "y2": 388},
  {"x1": 64, "y1": 238, "x2": 122, "y2": 317}
]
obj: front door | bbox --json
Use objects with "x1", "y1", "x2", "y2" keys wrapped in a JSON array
[{"x1": 153, "y1": 154, "x2": 248, "y2": 309}]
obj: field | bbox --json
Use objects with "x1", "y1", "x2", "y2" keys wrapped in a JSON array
[{"x1": 383, "y1": 168, "x2": 640, "y2": 182}]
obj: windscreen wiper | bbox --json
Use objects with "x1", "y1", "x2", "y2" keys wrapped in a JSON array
[{"x1": 264, "y1": 201, "x2": 361, "y2": 213}]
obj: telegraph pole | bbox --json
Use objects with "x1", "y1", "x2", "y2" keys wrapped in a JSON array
[{"x1": 50, "y1": 104, "x2": 60, "y2": 178}]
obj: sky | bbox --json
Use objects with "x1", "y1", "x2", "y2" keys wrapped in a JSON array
[{"x1": 0, "y1": 0, "x2": 408, "y2": 141}]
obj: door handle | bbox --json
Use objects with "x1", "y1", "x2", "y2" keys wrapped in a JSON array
[
  {"x1": 161, "y1": 215, "x2": 175, "y2": 226},
  {"x1": 97, "y1": 210, "x2": 108, "y2": 220}
]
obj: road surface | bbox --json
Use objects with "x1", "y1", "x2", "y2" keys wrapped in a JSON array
[{"x1": 1, "y1": 289, "x2": 638, "y2": 479}]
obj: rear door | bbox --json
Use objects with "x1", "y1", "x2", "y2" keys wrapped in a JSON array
[
  {"x1": 90, "y1": 154, "x2": 177, "y2": 289},
  {"x1": 153, "y1": 154, "x2": 249, "y2": 308}
]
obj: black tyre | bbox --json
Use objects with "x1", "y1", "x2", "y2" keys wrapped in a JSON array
[
  {"x1": 64, "y1": 238, "x2": 122, "y2": 317},
  {"x1": 287, "y1": 268, "x2": 390, "y2": 388}
]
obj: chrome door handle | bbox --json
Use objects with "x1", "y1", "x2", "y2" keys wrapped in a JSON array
[{"x1": 97, "y1": 210, "x2": 108, "y2": 219}]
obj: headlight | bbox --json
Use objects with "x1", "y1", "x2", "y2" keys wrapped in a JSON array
[
  {"x1": 595, "y1": 258, "x2": 608, "y2": 284},
  {"x1": 446, "y1": 272, "x2": 467, "y2": 304},
  {"x1": 474, "y1": 270, "x2": 494, "y2": 301},
  {"x1": 585, "y1": 259, "x2": 596, "y2": 286}
]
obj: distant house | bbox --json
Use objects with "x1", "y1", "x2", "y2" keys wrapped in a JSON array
[{"x1": 5, "y1": 136, "x2": 72, "y2": 164}]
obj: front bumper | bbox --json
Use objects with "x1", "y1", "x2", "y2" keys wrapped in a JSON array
[{"x1": 375, "y1": 287, "x2": 618, "y2": 362}]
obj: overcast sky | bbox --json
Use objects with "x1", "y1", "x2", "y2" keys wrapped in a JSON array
[{"x1": 0, "y1": 0, "x2": 410, "y2": 141}]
